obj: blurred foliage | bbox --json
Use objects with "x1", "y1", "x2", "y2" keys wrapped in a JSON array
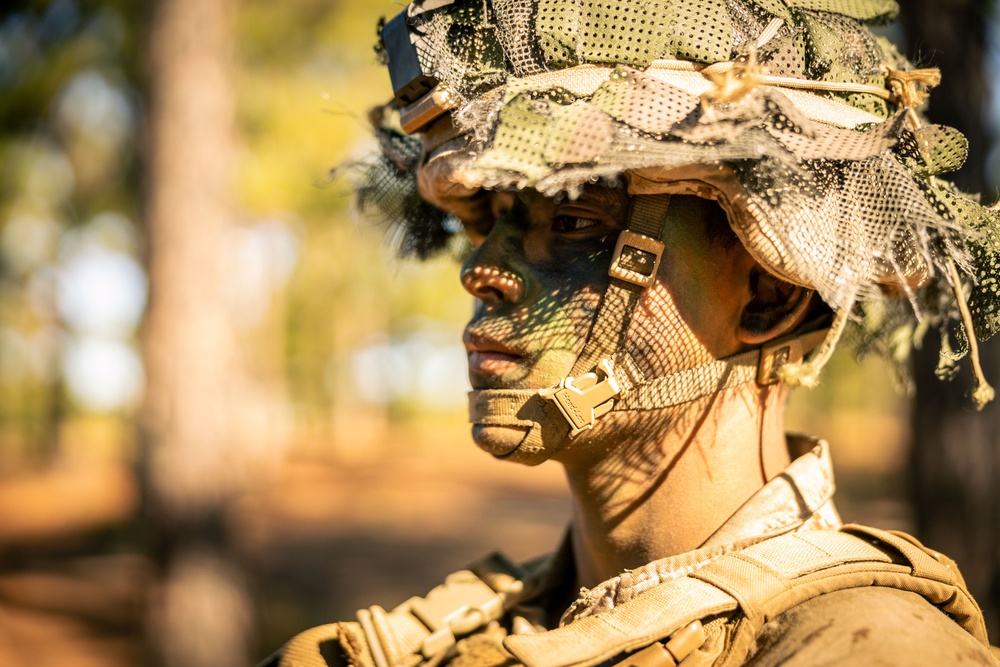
[
  {"x1": 0, "y1": 0, "x2": 144, "y2": 470},
  {"x1": 234, "y1": 0, "x2": 471, "y2": 431}
]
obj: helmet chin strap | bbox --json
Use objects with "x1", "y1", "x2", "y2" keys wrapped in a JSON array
[{"x1": 467, "y1": 194, "x2": 829, "y2": 466}]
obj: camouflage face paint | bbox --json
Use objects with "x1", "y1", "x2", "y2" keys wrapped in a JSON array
[{"x1": 460, "y1": 186, "x2": 628, "y2": 393}]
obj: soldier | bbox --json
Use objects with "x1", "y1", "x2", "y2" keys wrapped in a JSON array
[{"x1": 265, "y1": 0, "x2": 1000, "y2": 664}]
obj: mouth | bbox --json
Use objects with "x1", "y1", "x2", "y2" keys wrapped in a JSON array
[{"x1": 463, "y1": 330, "x2": 527, "y2": 378}]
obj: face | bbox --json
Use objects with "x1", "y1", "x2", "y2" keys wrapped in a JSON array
[
  {"x1": 460, "y1": 186, "x2": 627, "y2": 392},
  {"x1": 457, "y1": 186, "x2": 757, "y2": 458}
]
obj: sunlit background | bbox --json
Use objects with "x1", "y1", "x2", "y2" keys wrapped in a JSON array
[{"x1": 0, "y1": 1, "x2": 998, "y2": 665}]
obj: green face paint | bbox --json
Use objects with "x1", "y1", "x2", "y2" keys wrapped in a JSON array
[{"x1": 460, "y1": 186, "x2": 628, "y2": 393}]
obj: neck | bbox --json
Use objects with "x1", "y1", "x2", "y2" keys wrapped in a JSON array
[{"x1": 558, "y1": 382, "x2": 789, "y2": 589}]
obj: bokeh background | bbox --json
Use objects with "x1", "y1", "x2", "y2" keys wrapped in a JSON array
[{"x1": 0, "y1": 1, "x2": 998, "y2": 665}]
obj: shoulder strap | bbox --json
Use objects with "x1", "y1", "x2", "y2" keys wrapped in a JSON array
[{"x1": 502, "y1": 525, "x2": 992, "y2": 667}]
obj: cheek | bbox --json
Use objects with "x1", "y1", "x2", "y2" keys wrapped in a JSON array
[
  {"x1": 622, "y1": 246, "x2": 749, "y2": 379},
  {"x1": 522, "y1": 276, "x2": 604, "y2": 356},
  {"x1": 520, "y1": 246, "x2": 613, "y2": 348},
  {"x1": 623, "y1": 284, "x2": 716, "y2": 379}
]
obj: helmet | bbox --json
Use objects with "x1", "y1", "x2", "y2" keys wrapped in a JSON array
[{"x1": 356, "y1": 0, "x2": 1000, "y2": 463}]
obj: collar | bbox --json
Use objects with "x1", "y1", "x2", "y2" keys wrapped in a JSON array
[{"x1": 528, "y1": 437, "x2": 841, "y2": 627}]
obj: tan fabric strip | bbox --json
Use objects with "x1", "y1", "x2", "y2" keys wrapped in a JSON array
[
  {"x1": 504, "y1": 62, "x2": 888, "y2": 128},
  {"x1": 503, "y1": 576, "x2": 736, "y2": 667},
  {"x1": 843, "y1": 524, "x2": 957, "y2": 584},
  {"x1": 689, "y1": 552, "x2": 791, "y2": 619},
  {"x1": 571, "y1": 195, "x2": 672, "y2": 376},
  {"x1": 571, "y1": 283, "x2": 645, "y2": 377},
  {"x1": 617, "y1": 349, "x2": 759, "y2": 410},
  {"x1": 647, "y1": 58, "x2": 894, "y2": 100},
  {"x1": 468, "y1": 390, "x2": 544, "y2": 428},
  {"x1": 468, "y1": 349, "x2": 760, "y2": 428},
  {"x1": 624, "y1": 193, "x2": 671, "y2": 239}
]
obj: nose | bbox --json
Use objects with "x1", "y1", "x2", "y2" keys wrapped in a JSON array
[
  {"x1": 460, "y1": 193, "x2": 529, "y2": 305},
  {"x1": 460, "y1": 264, "x2": 526, "y2": 304}
]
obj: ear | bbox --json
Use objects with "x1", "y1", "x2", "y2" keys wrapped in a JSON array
[{"x1": 737, "y1": 267, "x2": 814, "y2": 345}]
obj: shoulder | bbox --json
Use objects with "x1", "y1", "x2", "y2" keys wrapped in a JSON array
[{"x1": 746, "y1": 586, "x2": 997, "y2": 666}]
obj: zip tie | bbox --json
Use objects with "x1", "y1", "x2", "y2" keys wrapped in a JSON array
[{"x1": 755, "y1": 18, "x2": 785, "y2": 50}]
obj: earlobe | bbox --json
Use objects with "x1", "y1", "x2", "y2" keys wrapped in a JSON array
[{"x1": 737, "y1": 268, "x2": 815, "y2": 345}]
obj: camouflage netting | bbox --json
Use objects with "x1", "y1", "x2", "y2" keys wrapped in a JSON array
[{"x1": 355, "y1": 0, "x2": 1000, "y2": 395}]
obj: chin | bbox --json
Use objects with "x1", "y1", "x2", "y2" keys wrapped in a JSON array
[{"x1": 471, "y1": 424, "x2": 530, "y2": 460}]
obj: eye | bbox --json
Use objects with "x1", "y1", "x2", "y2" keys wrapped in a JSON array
[
  {"x1": 552, "y1": 215, "x2": 601, "y2": 233},
  {"x1": 460, "y1": 216, "x2": 493, "y2": 247}
]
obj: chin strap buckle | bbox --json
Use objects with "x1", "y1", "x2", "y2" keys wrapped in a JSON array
[{"x1": 539, "y1": 359, "x2": 622, "y2": 437}]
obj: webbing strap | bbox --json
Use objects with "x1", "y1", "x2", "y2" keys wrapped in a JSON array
[
  {"x1": 468, "y1": 349, "x2": 760, "y2": 424},
  {"x1": 276, "y1": 527, "x2": 989, "y2": 667},
  {"x1": 503, "y1": 576, "x2": 737, "y2": 667},
  {"x1": 338, "y1": 553, "x2": 538, "y2": 667},
  {"x1": 502, "y1": 526, "x2": 990, "y2": 667},
  {"x1": 571, "y1": 194, "x2": 672, "y2": 377},
  {"x1": 616, "y1": 350, "x2": 759, "y2": 410}
]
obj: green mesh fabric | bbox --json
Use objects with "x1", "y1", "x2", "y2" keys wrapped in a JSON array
[
  {"x1": 799, "y1": 11, "x2": 888, "y2": 115},
  {"x1": 785, "y1": 0, "x2": 897, "y2": 21},
  {"x1": 941, "y1": 187, "x2": 1000, "y2": 342},
  {"x1": 672, "y1": 0, "x2": 734, "y2": 63},
  {"x1": 360, "y1": 0, "x2": 1000, "y2": 386},
  {"x1": 354, "y1": 116, "x2": 456, "y2": 260},
  {"x1": 393, "y1": 0, "x2": 902, "y2": 106},
  {"x1": 576, "y1": 0, "x2": 675, "y2": 67}
]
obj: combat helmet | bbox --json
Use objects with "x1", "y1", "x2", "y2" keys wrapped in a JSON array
[{"x1": 355, "y1": 0, "x2": 1000, "y2": 464}]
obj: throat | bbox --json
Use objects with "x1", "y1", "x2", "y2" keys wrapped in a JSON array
[{"x1": 560, "y1": 385, "x2": 790, "y2": 589}]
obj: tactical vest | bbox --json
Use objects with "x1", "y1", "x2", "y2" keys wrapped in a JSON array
[{"x1": 271, "y1": 525, "x2": 998, "y2": 667}]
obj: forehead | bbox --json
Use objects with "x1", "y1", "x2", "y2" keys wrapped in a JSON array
[{"x1": 507, "y1": 183, "x2": 631, "y2": 211}]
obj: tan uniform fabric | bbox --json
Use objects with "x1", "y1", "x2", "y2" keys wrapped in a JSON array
[{"x1": 746, "y1": 587, "x2": 996, "y2": 666}]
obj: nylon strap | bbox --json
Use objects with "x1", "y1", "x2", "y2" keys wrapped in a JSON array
[
  {"x1": 469, "y1": 318, "x2": 830, "y2": 459},
  {"x1": 468, "y1": 349, "x2": 760, "y2": 422},
  {"x1": 571, "y1": 194, "x2": 671, "y2": 377}
]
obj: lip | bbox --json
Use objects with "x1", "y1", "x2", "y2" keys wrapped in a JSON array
[{"x1": 464, "y1": 329, "x2": 526, "y2": 375}]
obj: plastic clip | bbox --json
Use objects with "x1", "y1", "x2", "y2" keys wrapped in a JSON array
[
  {"x1": 407, "y1": 570, "x2": 504, "y2": 659},
  {"x1": 756, "y1": 327, "x2": 830, "y2": 385},
  {"x1": 539, "y1": 359, "x2": 621, "y2": 437}
]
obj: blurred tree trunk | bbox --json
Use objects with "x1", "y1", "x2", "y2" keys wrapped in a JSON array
[
  {"x1": 142, "y1": 0, "x2": 254, "y2": 665},
  {"x1": 900, "y1": 0, "x2": 1000, "y2": 636}
]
